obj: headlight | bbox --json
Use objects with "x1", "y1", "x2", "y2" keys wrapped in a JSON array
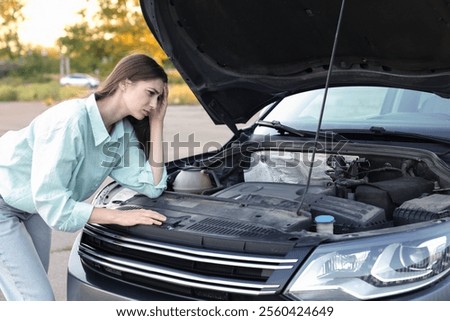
[{"x1": 285, "y1": 220, "x2": 450, "y2": 300}]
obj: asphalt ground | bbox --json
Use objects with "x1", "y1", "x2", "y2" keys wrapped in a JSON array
[{"x1": 0, "y1": 98, "x2": 248, "y2": 300}]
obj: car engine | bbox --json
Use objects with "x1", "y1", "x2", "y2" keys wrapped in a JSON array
[{"x1": 102, "y1": 146, "x2": 450, "y2": 237}]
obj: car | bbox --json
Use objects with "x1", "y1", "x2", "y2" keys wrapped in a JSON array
[
  {"x1": 59, "y1": 73, "x2": 100, "y2": 88},
  {"x1": 67, "y1": 0, "x2": 450, "y2": 301}
]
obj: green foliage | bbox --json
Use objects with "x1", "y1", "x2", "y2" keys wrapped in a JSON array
[
  {"x1": 0, "y1": 0, "x2": 197, "y2": 105},
  {"x1": 58, "y1": 0, "x2": 168, "y2": 76},
  {"x1": 12, "y1": 49, "x2": 60, "y2": 81},
  {"x1": 0, "y1": 85, "x2": 18, "y2": 101},
  {"x1": 0, "y1": 71, "x2": 198, "y2": 105},
  {"x1": 0, "y1": 0, "x2": 25, "y2": 60},
  {"x1": 16, "y1": 82, "x2": 90, "y2": 105},
  {"x1": 0, "y1": 76, "x2": 89, "y2": 104}
]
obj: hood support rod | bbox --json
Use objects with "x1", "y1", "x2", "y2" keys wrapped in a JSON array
[{"x1": 297, "y1": 0, "x2": 347, "y2": 214}]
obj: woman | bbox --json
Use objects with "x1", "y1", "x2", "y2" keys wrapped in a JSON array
[{"x1": 0, "y1": 54, "x2": 168, "y2": 300}]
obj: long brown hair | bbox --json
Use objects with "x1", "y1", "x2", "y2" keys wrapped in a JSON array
[{"x1": 95, "y1": 54, "x2": 168, "y2": 158}]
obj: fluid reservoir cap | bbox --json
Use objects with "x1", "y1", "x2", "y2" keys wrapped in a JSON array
[
  {"x1": 315, "y1": 215, "x2": 335, "y2": 224},
  {"x1": 315, "y1": 215, "x2": 335, "y2": 234}
]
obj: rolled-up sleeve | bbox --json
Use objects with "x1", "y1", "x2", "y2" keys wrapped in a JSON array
[{"x1": 109, "y1": 142, "x2": 167, "y2": 198}]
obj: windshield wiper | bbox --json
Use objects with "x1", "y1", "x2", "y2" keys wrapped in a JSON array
[
  {"x1": 362, "y1": 126, "x2": 450, "y2": 146},
  {"x1": 255, "y1": 119, "x2": 348, "y2": 141},
  {"x1": 367, "y1": 126, "x2": 450, "y2": 157},
  {"x1": 330, "y1": 126, "x2": 450, "y2": 156}
]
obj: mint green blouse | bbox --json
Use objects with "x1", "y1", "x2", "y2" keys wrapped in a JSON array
[{"x1": 0, "y1": 94, "x2": 167, "y2": 232}]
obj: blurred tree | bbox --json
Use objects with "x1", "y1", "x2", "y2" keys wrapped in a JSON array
[
  {"x1": 58, "y1": 9, "x2": 101, "y2": 74},
  {"x1": 58, "y1": 0, "x2": 167, "y2": 76},
  {"x1": 13, "y1": 47, "x2": 60, "y2": 81},
  {"x1": 0, "y1": 0, "x2": 25, "y2": 60}
]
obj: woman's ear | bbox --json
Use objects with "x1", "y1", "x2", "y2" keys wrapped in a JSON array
[
  {"x1": 119, "y1": 80, "x2": 128, "y2": 91},
  {"x1": 120, "y1": 79, "x2": 133, "y2": 91}
]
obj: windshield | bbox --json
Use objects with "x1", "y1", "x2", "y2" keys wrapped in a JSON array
[{"x1": 258, "y1": 86, "x2": 450, "y2": 140}]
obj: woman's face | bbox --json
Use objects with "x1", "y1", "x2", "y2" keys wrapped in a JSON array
[{"x1": 122, "y1": 78, "x2": 165, "y2": 120}]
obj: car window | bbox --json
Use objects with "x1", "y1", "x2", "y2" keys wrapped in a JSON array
[{"x1": 261, "y1": 86, "x2": 450, "y2": 139}]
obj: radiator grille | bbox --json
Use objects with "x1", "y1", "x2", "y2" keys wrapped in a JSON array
[{"x1": 79, "y1": 224, "x2": 298, "y2": 298}]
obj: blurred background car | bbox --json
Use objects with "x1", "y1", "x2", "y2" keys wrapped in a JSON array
[{"x1": 59, "y1": 73, "x2": 100, "y2": 88}]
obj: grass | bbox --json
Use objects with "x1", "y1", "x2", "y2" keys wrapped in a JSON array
[{"x1": 0, "y1": 71, "x2": 199, "y2": 105}]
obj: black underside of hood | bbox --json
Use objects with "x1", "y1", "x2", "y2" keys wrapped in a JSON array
[{"x1": 140, "y1": 0, "x2": 450, "y2": 128}]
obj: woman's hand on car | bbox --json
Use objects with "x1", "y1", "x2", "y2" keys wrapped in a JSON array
[{"x1": 89, "y1": 207, "x2": 166, "y2": 226}]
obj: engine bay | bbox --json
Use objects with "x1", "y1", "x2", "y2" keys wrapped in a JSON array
[
  {"x1": 100, "y1": 147, "x2": 450, "y2": 237},
  {"x1": 166, "y1": 147, "x2": 450, "y2": 234}
]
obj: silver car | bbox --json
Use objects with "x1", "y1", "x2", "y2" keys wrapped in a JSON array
[
  {"x1": 59, "y1": 73, "x2": 100, "y2": 88},
  {"x1": 67, "y1": 0, "x2": 450, "y2": 301}
]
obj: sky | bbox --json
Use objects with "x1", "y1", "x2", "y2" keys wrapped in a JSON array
[{"x1": 18, "y1": 0, "x2": 90, "y2": 47}]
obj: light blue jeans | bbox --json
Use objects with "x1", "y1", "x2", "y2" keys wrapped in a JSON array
[{"x1": 0, "y1": 195, "x2": 55, "y2": 300}]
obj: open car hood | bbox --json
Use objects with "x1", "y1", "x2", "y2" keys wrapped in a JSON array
[{"x1": 140, "y1": 0, "x2": 450, "y2": 130}]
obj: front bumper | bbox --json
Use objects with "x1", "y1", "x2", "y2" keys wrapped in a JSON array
[
  {"x1": 67, "y1": 233, "x2": 450, "y2": 301},
  {"x1": 67, "y1": 234, "x2": 191, "y2": 301}
]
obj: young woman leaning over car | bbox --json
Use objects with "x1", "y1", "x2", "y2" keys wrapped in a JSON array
[{"x1": 0, "y1": 54, "x2": 168, "y2": 300}]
